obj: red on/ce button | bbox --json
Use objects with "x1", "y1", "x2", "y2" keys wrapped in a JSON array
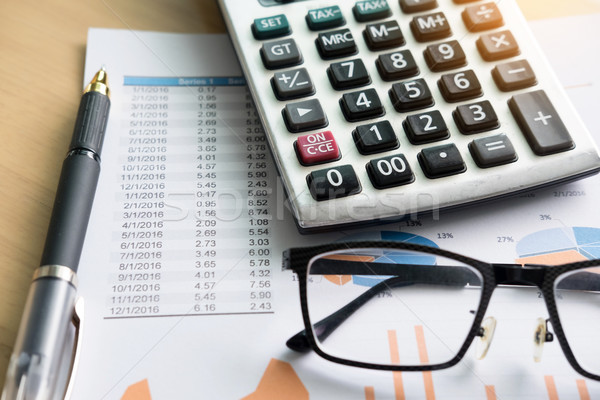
[{"x1": 295, "y1": 131, "x2": 340, "y2": 165}]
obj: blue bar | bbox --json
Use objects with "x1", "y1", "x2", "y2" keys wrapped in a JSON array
[{"x1": 123, "y1": 76, "x2": 246, "y2": 86}]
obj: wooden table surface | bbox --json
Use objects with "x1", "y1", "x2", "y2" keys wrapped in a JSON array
[{"x1": 0, "y1": 0, "x2": 597, "y2": 390}]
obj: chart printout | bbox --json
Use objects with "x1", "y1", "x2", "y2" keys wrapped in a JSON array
[{"x1": 72, "y1": 23, "x2": 600, "y2": 399}]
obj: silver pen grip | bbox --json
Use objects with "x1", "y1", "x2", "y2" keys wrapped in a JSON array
[{"x1": 2, "y1": 267, "x2": 78, "y2": 400}]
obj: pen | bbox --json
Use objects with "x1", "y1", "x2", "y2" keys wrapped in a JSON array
[{"x1": 2, "y1": 68, "x2": 110, "y2": 400}]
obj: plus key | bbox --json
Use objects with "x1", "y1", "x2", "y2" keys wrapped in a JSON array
[{"x1": 508, "y1": 90, "x2": 574, "y2": 155}]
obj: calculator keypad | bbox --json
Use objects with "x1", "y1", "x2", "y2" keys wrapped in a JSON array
[{"x1": 220, "y1": 0, "x2": 600, "y2": 227}]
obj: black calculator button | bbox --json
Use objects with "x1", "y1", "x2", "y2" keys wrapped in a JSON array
[
  {"x1": 283, "y1": 99, "x2": 329, "y2": 133},
  {"x1": 462, "y1": 2, "x2": 504, "y2": 32},
  {"x1": 340, "y1": 88, "x2": 386, "y2": 122},
  {"x1": 252, "y1": 14, "x2": 291, "y2": 40},
  {"x1": 363, "y1": 20, "x2": 405, "y2": 50},
  {"x1": 260, "y1": 39, "x2": 303, "y2": 70},
  {"x1": 389, "y1": 78, "x2": 435, "y2": 112},
  {"x1": 400, "y1": 0, "x2": 438, "y2": 13},
  {"x1": 307, "y1": 165, "x2": 362, "y2": 201},
  {"x1": 469, "y1": 133, "x2": 518, "y2": 168},
  {"x1": 508, "y1": 90, "x2": 574, "y2": 155},
  {"x1": 367, "y1": 154, "x2": 415, "y2": 189},
  {"x1": 424, "y1": 40, "x2": 467, "y2": 72},
  {"x1": 453, "y1": 100, "x2": 499, "y2": 134},
  {"x1": 316, "y1": 29, "x2": 358, "y2": 59},
  {"x1": 410, "y1": 12, "x2": 452, "y2": 42},
  {"x1": 306, "y1": 6, "x2": 346, "y2": 31},
  {"x1": 403, "y1": 110, "x2": 450, "y2": 144},
  {"x1": 418, "y1": 143, "x2": 467, "y2": 178},
  {"x1": 353, "y1": 0, "x2": 392, "y2": 22},
  {"x1": 492, "y1": 60, "x2": 537, "y2": 91},
  {"x1": 476, "y1": 30, "x2": 520, "y2": 61},
  {"x1": 353, "y1": 120, "x2": 399, "y2": 154},
  {"x1": 376, "y1": 50, "x2": 419, "y2": 81},
  {"x1": 438, "y1": 70, "x2": 483, "y2": 103},
  {"x1": 328, "y1": 59, "x2": 371, "y2": 90},
  {"x1": 272, "y1": 68, "x2": 315, "y2": 100}
]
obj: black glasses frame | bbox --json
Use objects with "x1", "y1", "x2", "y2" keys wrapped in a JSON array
[{"x1": 282, "y1": 240, "x2": 600, "y2": 381}]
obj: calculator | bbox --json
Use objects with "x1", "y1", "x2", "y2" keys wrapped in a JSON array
[{"x1": 217, "y1": 0, "x2": 600, "y2": 232}]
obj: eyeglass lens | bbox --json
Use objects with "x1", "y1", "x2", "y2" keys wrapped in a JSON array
[
  {"x1": 306, "y1": 248, "x2": 484, "y2": 366},
  {"x1": 554, "y1": 267, "x2": 600, "y2": 376}
]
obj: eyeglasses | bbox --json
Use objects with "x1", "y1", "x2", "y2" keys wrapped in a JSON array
[{"x1": 282, "y1": 241, "x2": 600, "y2": 381}]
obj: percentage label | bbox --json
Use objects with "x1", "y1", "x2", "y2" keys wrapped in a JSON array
[
  {"x1": 539, "y1": 214, "x2": 552, "y2": 221},
  {"x1": 437, "y1": 232, "x2": 454, "y2": 239},
  {"x1": 404, "y1": 220, "x2": 423, "y2": 227},
  {"x1": 497, "y1": 236, "x2": 515, "y2": 243}
]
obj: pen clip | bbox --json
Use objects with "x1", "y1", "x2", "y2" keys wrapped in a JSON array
[{"x1": 63, "y1": 297, "x2": 85, "y2": 400}]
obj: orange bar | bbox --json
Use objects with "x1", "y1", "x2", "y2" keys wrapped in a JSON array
[
  {"x1": 365, "y1": 386, "x2": 376, "y2": 400},
  {"x1": 121, "y1": 379, "x2": 152, "y2": 400},
  {"x1": 544, "y1": 376, "x2": 559, "y2": 400},
  {"x1": 415, "y1": 326, "x2": 435, "y2": 400},
  {"x1": 577, "y1": 379, "x2": 590, "y2": 400},
  {"x1": 485, "y1": 385, "x2": 497, "y2": 400},
  {"x1": 387, "y1": 330, "x2": 405, "y2": 400}
]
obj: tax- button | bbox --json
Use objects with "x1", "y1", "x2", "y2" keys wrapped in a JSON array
[
  {"x1": 307, "y1": 6, "x2": 345, "y2": 30},
  {"x1": 283, "y1": 99, "x2": 329, "y2": 133},
  {"x1": 295, "y1": 131, "x2": 340, "y2": 165},
  {"x1": 253, "y1": 14, "x2": 291, "y2": 40}
]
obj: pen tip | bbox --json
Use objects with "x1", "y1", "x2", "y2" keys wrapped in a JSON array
[{"x1": 84, "y1": 67, "x2": 110, "y2": 98}]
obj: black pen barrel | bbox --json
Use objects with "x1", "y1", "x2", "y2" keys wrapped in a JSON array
[
  {"x1": 70, "y1": 91, "x2": 110, "y2": 156},
  {"x1": 40, "y1": 154, "x2": 100, "y2": 271}
]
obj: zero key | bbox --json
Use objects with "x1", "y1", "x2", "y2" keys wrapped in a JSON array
[
  {"x1": 307, "y1": 165, "x2": 361, "y2": 200},
  {"x1": 508, "y1": 90, "x2": 574, "y2": 155}
]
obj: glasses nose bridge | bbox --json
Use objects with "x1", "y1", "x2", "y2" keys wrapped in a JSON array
[{"x1": 492, "y1": 263, "x2": 546, "y2": 287}]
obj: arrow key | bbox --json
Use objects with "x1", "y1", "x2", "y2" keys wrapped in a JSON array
[{"x1": 283, "y1": 99, "x2": 329, "y2": 133}]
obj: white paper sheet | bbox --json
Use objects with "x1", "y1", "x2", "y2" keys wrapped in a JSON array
[{"x1": 72, "y1": 14, "x2": 600, "y2": 399}]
